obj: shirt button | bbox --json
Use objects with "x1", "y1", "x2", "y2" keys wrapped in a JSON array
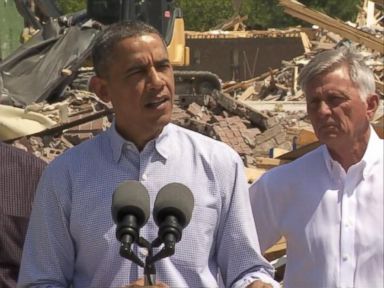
[
  {"x1": 142, "y1": 174, "x2": 147, "y2": 181},
  {"x1": 139, "y1": 248, "x2": 148, "y2": 257},
  {"x1": 342, "y1": 255, "x2": 349, "y2": 261}
]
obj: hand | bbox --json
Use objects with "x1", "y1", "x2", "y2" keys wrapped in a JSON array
[
  {"x1": 122, "y1": 278, "x2": 169, "y2": 288},
  {"x1": 246, "y1": 280, "x2": 274, "y2": 288}
]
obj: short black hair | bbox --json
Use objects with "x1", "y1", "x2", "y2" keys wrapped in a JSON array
[{"x1": 92, "y1": 21, "x2": 164, "y2": 77}]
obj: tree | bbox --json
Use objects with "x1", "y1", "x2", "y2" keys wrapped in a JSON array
[
  {"x1": 176, "y1": 0, "x2": 361, "y2": 31},
  {"x1": 176, "y1": 0, "x2": 234, "y2": 31},
  {"x1": 53, "y1": 0, "x2": 361, "y2": 31},
  {"x1": 56, "y1": 0, "x2": 86, "y2": 14}
]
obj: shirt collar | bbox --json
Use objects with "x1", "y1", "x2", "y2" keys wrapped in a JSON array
[
  {"x1": 322, "y1": 126, "x2": 381, "y2": 181},
  {"x1": 361, "y1": 126, "x2": 382, "y2": 178},
  {"x1": 154, "y1": 123, "x2": 173, "y2": 160},
  {"x1": 108, "y1": 121, "x2": 173, "y2": 163},
  {"x1": 322, "y1": 145, "x2": 345, "y2": 182}
]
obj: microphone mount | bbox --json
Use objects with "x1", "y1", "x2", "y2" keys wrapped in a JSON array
[
  {"x1": 114, "y1": 182, "x2": 194, "y2": 286},
  {"x1": 118, "y1": 229, "x2": 179, "y2": 285}
]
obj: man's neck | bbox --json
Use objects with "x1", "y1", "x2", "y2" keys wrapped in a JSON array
[
  {"x1": 327, "y1": 129, "x2": 371, "y2": 171},
  {"x1": 116, "y1": 124, "x2": 164, "y2": 152}
]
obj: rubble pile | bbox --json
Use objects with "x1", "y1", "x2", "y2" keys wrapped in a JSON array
[
  {"x1": 3, "y1": 0, "x2": 383, "y2": 172},
  {"x1": 9, "y1": 90, "x2": 112, "y2": 162}
]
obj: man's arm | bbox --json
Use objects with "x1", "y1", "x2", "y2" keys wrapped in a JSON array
[
  {"x1": 18, "y1": 164, "x2": 75, "y2": 287},
  {"x1": 249, "y1": 174, "x2": 282, "y2": 254},
  {"x1": 0, "y1": 144, "x2": 46, "y2": 287},
  {"x1": 213, "y1": 151, "x2": 278, "y2": 288}
]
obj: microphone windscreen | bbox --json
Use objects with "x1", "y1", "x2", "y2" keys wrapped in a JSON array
[
  {"x1": 153, "y1": 183, "x2": 194, "y2": 228},
  {"x1": 112, "y1": 180, "x2": 150, "y2": 228}
]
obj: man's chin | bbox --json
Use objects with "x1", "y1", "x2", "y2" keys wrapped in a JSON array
[
  {"x1": 319, "y1": 133, "x2": 343, "y2": 147},
  {"x1": 155, "y1": 113, "x2": 172, "y2": 128}
]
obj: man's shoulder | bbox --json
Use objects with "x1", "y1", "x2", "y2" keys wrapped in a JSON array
[
  {"x1": 0, "y1": 142, "x2": 46, "y2": 167},
  {"x1": 47, "y1": 131, "x2": 107, "y2": 168},
  {"x1": 170, "y1": 124, "x2": 243, "y2": 166},
  {"x1": 170, "y1": 124, "x2": 236, "y2": 152},
  {"x1": 260, "y1": 145, "x2": 324, "y2": 180}
]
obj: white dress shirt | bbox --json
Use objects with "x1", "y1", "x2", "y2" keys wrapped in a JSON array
[
  {"x1": 250, "y1": 128, "x2": 383, "y2": 288},
  {"x1": 19, "y1": 123, "x2": 277, "y2": 288}
]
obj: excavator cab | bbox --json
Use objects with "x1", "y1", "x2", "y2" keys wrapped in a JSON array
[
  {"x1": 87, "y1": 0, "x2": 173, "y2": 40},
  {"x1": 86, "y1": 0, "x2": 189, "y2": 67}
]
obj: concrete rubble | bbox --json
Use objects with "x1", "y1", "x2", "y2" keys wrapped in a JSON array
[{"x1": 3, "y1": 0, "x2": 383, "y2": 177}]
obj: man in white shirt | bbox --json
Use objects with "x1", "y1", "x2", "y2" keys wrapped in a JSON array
[{"x1": 249, "y1": 47, "x2": 383, "y2": 288}]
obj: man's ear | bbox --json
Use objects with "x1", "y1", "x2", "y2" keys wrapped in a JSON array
[
  {"x1": 366, "y1": 93, "x2": 379, "y2": 120},
  {"x1": 89, "y1": 76, "x2": 111, "y2": 103}
]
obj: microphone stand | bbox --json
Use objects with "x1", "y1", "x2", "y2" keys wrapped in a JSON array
[
  {"x1": 119, "y1": 216, "x2": 183, "y2": 286},
  {"x1": 119, "y1": 236, "x2": 159, "y2": 286}
]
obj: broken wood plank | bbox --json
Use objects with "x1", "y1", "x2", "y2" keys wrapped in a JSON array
[
  {"x1": 237, "y1": 85, "x2": 256, "y2": 101},
  {"x1": 368, "y1": 0, "x2": 383, "y2": 7},
  {"x1": 296, "y1": 128, "x2": 318, "y2": 147},
  {"x1": 279, "y1": 0, "x2": 384, "y2": 53},
  {"x1": 245, "y1": 167, "x2": 267, "y2": 183},
  {"x1": 372, "y1": 115, "x2": 384, "y2": 138},
  {"x1": 211, "y1": 91, "x2": 269, "y2": 129},
  {"x1": 277, "y1": 141, "x2": 321, "y2": 161},
  {"x1": 255, "y1": 157, "x2": 290, "y2": 169},
  {"x1": 264, "y1": 237, "x2": 287, "y2": 261},
  {"x1": 222, "y1": 68, "x2": 280, "y2": 93}
]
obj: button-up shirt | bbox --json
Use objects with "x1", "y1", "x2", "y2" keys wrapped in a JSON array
[
  {"x1": 0, "y1": 143, "x2": 46, "y2": 288},
  {"x1": 250, "y1": 128, "x2": 383, "y2": 288},
  {"x1": 19, "y1": 123, "x2": 277, "y2": 288}
]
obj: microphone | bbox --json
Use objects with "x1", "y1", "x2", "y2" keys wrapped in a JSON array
[
  {"x1": 153, "y1": 183, "x2": 194, "y2": 246},
  {"x1": 112, "y1": 180, "x2": 150, "y2": 246}
]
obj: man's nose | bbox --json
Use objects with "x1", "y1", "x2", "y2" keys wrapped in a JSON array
[
  {"x1": 318, "y1": 101, "x2": 332, "y2": 116},
  {"x1": 147, "y1": 67, "x2": 164, "y2": 89}
]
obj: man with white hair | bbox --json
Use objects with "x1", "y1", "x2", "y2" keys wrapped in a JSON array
[{"x1": 250, "y1": 47, "x2": 383, "y2": 288}]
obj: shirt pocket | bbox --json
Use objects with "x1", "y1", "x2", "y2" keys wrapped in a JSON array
[{"x1": 170, "y1": 205, "x2": 218, "y2": 267}]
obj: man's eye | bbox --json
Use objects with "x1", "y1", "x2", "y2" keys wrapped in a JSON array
[
  {"x1": 156, "y1": 64, "x2": 170, "y2": 71},
  {"x1": 327, "y1": 96, "x2": 345, "y2": 106},
  {"x1": 126, "y1": 69, "x2": 144, "y2": 77},
  {"x1": 308, "y1": 99, "x2": 320, "y2": 108}
]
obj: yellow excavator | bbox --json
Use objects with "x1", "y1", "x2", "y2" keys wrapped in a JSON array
[{"x1": 2, "y1": 0, "x2": 221, "y2": 107}]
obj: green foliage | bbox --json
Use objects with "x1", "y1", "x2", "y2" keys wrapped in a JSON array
[
  {"x1": 176, "y1": 0, "x2": 361, "y2": 31},
  {"x1": 56, "y1": 0, "x2": 86, "y2": 14},
  {"x1": 241, "y1": 0, "x2": 297, "y2": 29},
  {"x1": 52, "y1": 0, "x2": 361, "y2": 31},
  {"x1": 176, "y1": 0, "x2": 234, "y2": 31}
]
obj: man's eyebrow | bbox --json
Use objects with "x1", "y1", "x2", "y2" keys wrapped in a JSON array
[
  {"x1": 122, "y1": 62, "x2": 147, "y2": 76},
  {"x1": 154, "y1": 59, "x2": 171, "y2": 66}
]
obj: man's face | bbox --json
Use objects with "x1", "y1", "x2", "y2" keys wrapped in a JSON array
[
  {"x1": 96, "y1": 33, "x2": 174, "y2": 142},
  {"x1": 305, "y1": 65, "x2": 375, "y2": 149}
]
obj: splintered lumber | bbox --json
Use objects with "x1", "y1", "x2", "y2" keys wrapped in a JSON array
[
  {"x1": 372, "y1": 115, "x2": 384, "y2": 138},
  {"x1": 368, "y1": 0, "x2": 384, "y2": 6},
  {"x1": 211, "y1": 91, "x2": 269, "y2": 129},
  {"x1": 270, "y1": 148, "x2": 290, "y2": 158},
  {"x1": 277, "y1": 141, "x2": 321, "y2": 161},
  {"x1": 222, "y1": 68, "x2": 280, "y2": 93},
  {"x1": 296, "y1": 128, "x2": 318, "y2": 146},
  {"x1": 264, "y1": 237, "x2": 287, "y2": 261},
  {"x1": 376, "y1": 81, "x2": 384, "y2": 93},
  {"x1": 255, "y1": 157, "x2": 291, "y2": 169},
  {"x1": 279, "y1": 0, "x2": 384, "y2": 53},
  {"x1": 244, "y1": 167, "x2": 267, "y2": 183}
]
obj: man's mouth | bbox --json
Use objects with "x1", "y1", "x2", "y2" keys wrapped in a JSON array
[
  {"x1": 319, "y1": 123, "x2": 339, "y2": 133},
  {"x1": 145, "y1": 97, "x2": 169, "y2": 109}
]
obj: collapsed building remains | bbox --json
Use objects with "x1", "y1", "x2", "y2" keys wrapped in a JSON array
[{"x1": 0, "y1": 0, "x2": 383, "y2": 179}]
